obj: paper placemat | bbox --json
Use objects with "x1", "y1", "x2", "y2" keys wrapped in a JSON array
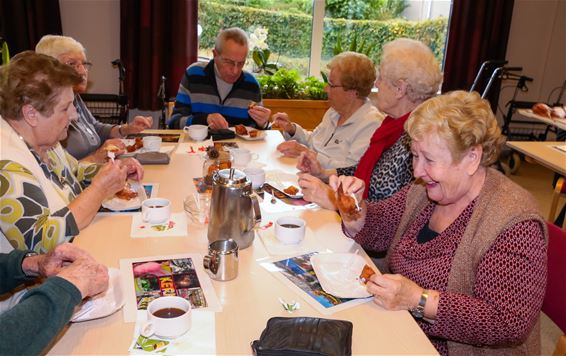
[
  {"x1": 130, "y1": 213, "x2": 187, "y2": 238},
  {"x1": 129, "y1": 311, "x2": 215, "y2": 355}
]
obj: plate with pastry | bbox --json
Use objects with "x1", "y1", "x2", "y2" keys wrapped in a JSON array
[
  {"x1": 71, "y1": 268, "x2": 125, "y2": 322},
  {"x1": 265, "y1": 173, "x2": 304, "y2": 199},
  {"x1": 101, "y1": 181, "x2": 147, "y2": 211},
  {"x1": 310, "y1": 253, "x2": 376, "y2": 299},
  {"x1": 231, "y1": 125, "x2": 266, "y2": 141}
]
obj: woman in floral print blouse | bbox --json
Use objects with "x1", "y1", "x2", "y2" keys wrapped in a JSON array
[{"x1": 0, "y1": 52, "x2": 143, "y2": 253}]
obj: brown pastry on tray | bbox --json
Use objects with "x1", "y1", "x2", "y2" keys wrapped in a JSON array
[
  {"x1": 532, "y1": 103, "x2": 551, "y2": 118},
  {"x1": 359, "y1": 264, "x2": 376, "y2": 284},
  {"x1": 126, "y1": 137, "x2": 144, "y2": 152},
  {"x1": 105, "y1": 144, "x2": 121, "y2": 153},
  {"x1": 115, "y1": 183, "x2": 138, "y2": 200},
  {"x1": 336, "y1": 184, "x2": 361, "y2": 221},
  {"x1": 283, "y1": 185, "x2": 299, "y2": 195},
  {"x1": 235, "y1": 124, "x2": 248, "y2": 136},
  {"x1": 249, "y1": 130, "x2": 259, "y2": 138}
]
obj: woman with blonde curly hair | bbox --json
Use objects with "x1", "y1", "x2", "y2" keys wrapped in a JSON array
[
  {"x1": 298, "y1": 38, "x2": 442, "y2": 208},
  {"x1": 330, "y1": 90, "x2": 547, "y2": 355},
  {"x1": 272, "y1": 51, "x2": 383, "y2": 169}
]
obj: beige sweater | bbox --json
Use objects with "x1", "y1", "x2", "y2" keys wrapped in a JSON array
[{"x1": 388, "y1": 168, "x2": 547, "y2": 355}]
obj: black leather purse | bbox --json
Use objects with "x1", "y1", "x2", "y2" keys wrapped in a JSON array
[{"x1": 251, "y1": 317, "x2": 353, "y2": 356}]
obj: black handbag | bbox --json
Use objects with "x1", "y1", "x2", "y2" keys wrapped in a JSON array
[{"x1": 251, "y1": 317, "x2": 353, "y2": 356}]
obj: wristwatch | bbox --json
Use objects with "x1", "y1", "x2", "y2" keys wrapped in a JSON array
[
  {"x1": 25, "y1": 251, "x2": 38, "y2": 258},
  {"x1": 410, "y1": 290, "x2": 428, "y2": 319}
]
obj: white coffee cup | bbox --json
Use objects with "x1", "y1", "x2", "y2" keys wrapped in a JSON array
[
  {"x1": 184, "y1": 125, "x2": 208, "y2": 141},
  {"x1": 142, "y1": 136, "x2": 162, "y2": 152},
  {"x1": 142, "y1": 198, "x2": 171, "y2": 224},
  {"x1": 141, "y1": 296, "x2": 192, "y2": 339},
  {"x1": 275, "y1": 217, "x2": 306, "y2": 245},
  {"x1": 243, "y1": 167, "x2": 265, "y2": 189},
  {"x1": 230, "y1": 148, "x2": 258, "y2": 166}
]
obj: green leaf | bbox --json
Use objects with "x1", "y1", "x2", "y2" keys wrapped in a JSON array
[{"x1": 1, "y1": 41, "x2": 9, "y2": 65}]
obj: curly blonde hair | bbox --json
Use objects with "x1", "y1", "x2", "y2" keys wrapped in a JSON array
[
  {"x1": 327, "y1": 51, "x2": 376, "y2": 98},
  {"x1": 406, "y1": 90, "x2": 505, "y2": 166},
  {"x1": 380, "y1": 38, "x2": 442, "y2": 103},
  {"x1": 0, "y1": 51, "x2": 82, "y2": 120}
]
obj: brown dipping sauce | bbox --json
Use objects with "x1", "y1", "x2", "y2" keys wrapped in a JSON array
[
  {"x1": 148, "y1": 205, "x2": 164, "y2": 209},
  {"x1": 153, "y1": 307, "x2": 186, "y2": 318},
  {"x1": 280, "y1": 223, "x2": 301, "y2": 228}
]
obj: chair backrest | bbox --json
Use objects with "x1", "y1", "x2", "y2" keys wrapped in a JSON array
[{"x1": 542, "y1": 222, "x2": 566, "y2": 333}]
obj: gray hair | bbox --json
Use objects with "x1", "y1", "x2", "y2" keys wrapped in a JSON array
[
  {"x1": 214, "y1": 27, "x2": 249, "y2": 54},
  {"x1": 35, "y1": 35, "x2": 85, "y2": 59},
  {"x1": 379, "y1": 38, "x2": 442, "y2": 103}
]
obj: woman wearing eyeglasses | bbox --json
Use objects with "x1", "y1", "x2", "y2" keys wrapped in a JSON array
[
  {"x1": 273, "y1": 51, "x2": 383, "y2": 169},
  {"x1": 35, "y1": 35, "x2": 152, "y2": 162}
]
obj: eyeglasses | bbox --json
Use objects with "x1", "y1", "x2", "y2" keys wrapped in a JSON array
[
  {"x1": 326, "y1": 80, "x2": 344, "y2": 89},
  {"x1": 219, "y1": 56, "x2": 246, "y2": 69},
  {"x1": 64, "y1": 60, "x2": 93, "y2": 70}
]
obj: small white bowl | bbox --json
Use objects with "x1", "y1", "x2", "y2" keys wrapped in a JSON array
[
  {"x1": 275, "y1": 217, "x2": 306, "y2": 245},
  {"x1": 185, "y1": 124, "x2": 208, "y2": 141}
]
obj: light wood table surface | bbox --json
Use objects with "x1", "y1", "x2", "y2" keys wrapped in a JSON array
[
  {"x1": 507, "y1": 141, "x2": 566, "y2": 176},
  {"x1": 48, "y1": 130, "x2": 437, "y2": 355}
]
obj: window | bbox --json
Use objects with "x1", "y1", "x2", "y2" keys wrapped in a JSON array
[{"x1": 198, "y1": 0, "x2": 450, "y2": 78}]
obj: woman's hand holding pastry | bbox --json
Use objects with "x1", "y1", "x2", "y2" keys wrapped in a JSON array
[
  {"x1": 91, "y1": 160, "x2": 128, "y2": 198},
  {"x1": 271, "y1": 112, "x2": 295, "y2": 134},
  {"x1": 329, "y1": 175, "x2": 366, "y2": 233}
]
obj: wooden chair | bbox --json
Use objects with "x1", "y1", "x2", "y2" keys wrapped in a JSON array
[
  {"x1": 542, "y1": 222, "x2": 566, "y2": 355},
  {"x1": 549, "y1": 177, "x2": 566, "y2": 229}
]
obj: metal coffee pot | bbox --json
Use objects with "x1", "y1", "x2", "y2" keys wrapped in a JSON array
[{"x1": 207, "y1": 168, "x2": 261, "y2": 249}]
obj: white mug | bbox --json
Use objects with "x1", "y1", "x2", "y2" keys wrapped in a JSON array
[
  {"x1": 183, "y1": 125, "x2": 208, "y2": 141},
  {"x1": 243, "y1": 167, "x2": 265, "y2": 189},
  {"x1": 141, "y1": 296, "x2": 192, "y2": 339},
  {"x1": 275, "y1": 217, "x2": 306, "y2": 245},
  {"x1": 230, "y1": 148, "x2": 258, "y2": 166},
  {"x1": 142, "y1": 136, "x2": 162, "y2": 152},
  {"x1": 142, "y1": 198, "x2": 171, "y2": 224}
]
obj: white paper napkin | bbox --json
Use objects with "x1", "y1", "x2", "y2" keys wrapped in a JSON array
[
  {"x1": 130, "y1": 213, "x2": 187, "y2": 238},
  {"x1": 129, "y1": 311, "x2": 215, "y2": 355}
]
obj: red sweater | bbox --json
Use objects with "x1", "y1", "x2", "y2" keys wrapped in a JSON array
[{"x1": 352, "y1": 185, "x2": 546, "y2": 355}]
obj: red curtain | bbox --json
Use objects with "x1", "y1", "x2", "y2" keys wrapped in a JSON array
[
  {"x1": 0, "y1": 0, "x2": 62, "y2": 55},
  {"x1": 120, "y1": 0, "x2": 198, "y2": 111},
  {"x1": 442, "y1": 0, "x2": 515, "y2": 108}
]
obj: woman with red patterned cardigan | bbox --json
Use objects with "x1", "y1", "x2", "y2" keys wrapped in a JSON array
[{"x1": 331, "y1": 91, "x2": 547, "y2": 355}]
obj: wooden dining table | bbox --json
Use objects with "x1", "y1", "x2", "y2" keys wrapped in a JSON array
[{"x1": 47, "y1": 130, "x2": 437, "y2": 355}]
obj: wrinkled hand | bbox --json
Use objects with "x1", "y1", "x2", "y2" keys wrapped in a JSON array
[
  {"x1": 57, "y1": 258, "x2": 109, "y2": 299},
  {"x1": 277, "y1": 140, "x2": 309, "y2": 158},
  {"x1": 207, "y1": 113, "x2": 229, "y2": 129},
  {"x1": 297, "y1": 150, "x2": 323, "y2": 177},
  {"x1": 271, "y1": 112, "x2": 295, "y2": 135},
  {"x1": 91, "y1": 160, "x2": 128, "y2": 198},
  {"x1": 297, "y1": 173, "x2": 335, "y2": 209},
  {"x1": 366, "y1": 274, "x2": 422, "y2": 311},
  {"x1": 248, "y1": 105, "x2": 271, "y2": 128},
  {"x1": 38, "y1": 243, "x2": 96, "y2": 277},
  {"x1": 119, "y1": 157, "x2": 144, "y2": 181},
  {"x1": 125, "y1": 116, "x2": 153, "y2": 135},
  {"x1": 328, "y1": 174, "x2": 366, "y2": 233}
]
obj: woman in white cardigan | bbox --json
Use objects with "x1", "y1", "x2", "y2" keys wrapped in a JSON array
[{"x1": 0, "y1": 52, "x2": 143, "y2": 253}]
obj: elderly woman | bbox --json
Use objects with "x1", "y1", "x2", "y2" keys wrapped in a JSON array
[
  {"x1": 332, "y1": 91, "x2": 546, "y2": 355},
  {"x1": 0, "y1": 52, "x2": 143, "y2": 253},
  {"x1": 297, "y1": 39, "x2": 442, "y2": 208},
  {"x1": 273, "y1": 51, "x2": 383, "y2": 169},
  {"x1": 35, "y1": 35, "x2": 153, "y2": 161}
]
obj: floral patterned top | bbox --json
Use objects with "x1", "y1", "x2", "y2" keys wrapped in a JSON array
[{"x1": 0, "y1": 145, "x2": 99, "y2": 252}]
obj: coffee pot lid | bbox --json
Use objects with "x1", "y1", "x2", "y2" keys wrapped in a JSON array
[{"x1": 214, "y1": 168, "x2": 248, "y2": 186}]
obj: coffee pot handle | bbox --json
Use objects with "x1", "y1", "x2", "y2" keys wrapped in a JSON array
[{"x1": 250, "y1": 194, "x2": 262, "y2": 226}]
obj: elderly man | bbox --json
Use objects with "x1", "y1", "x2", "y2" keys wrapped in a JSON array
[
  {"x1": 0, "y1": 243, "x2": 108, "y2": 355},
  {"x1": 168, "y1": 27, "x2": 271, "y2": 129}
]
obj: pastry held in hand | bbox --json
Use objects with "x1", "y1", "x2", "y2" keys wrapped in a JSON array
[
  {"x1": 359, "y1": 264, "x2": 376, "y2": 284},
  {"x1": 335, "y1": 184, "x2": 361, "y2": 221}
]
